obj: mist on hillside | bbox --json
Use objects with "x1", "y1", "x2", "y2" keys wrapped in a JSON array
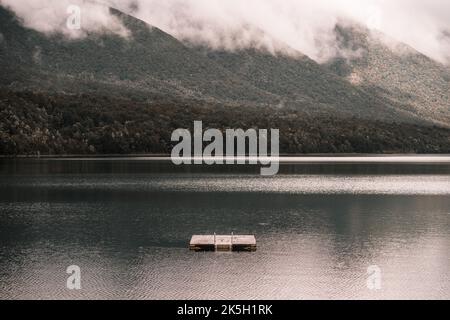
[{"x1": 1, "y1": 0, "x2": 449, "y2": 64}]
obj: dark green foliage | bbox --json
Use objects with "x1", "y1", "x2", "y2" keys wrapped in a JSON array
[
  {"x1": 1, "y1": 89, "x2": 449, "y2": 156},
  {"x1": 1, "y1": 5, "x2": 449, "y2": 157},
  {"x1": 1, "y1": 6, "x2": 448, "y2": 126},
  {"x1": 326, "y1": 24, "x2": 450, "y2": 126},
  {"x1": 0, "y1": 6, "x2": 274, "y2": 106}
]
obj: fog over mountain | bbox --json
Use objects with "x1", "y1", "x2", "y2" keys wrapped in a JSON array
[
  {"x1": 2, "y1": 4, "x2": 445, "y2": 124},
  {"x1": 1, "y1": 0, "x2": 450, "y2": 64},
  {"x1": 0, "y1": 2, "x2": 449, "y2": 155}
]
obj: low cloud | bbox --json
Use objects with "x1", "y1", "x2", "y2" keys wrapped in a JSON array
[
  {"x1": 1, "y1": 0, "x2": 450, "y2": 64},
  {"x1": 0, "y1": 0, "x2": 128, "y2": 38}
]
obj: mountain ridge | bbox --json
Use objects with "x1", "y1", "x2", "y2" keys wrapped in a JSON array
[
  {"x1": 2, "y1": 5, "x2": 447, "y2": 126},
  {"x1": 1, "y1": 4, "x2": 450, "y2": 155},
  {"x1": 0, "y1": 6, "x2": 279, "y2": 106},
  {"x1": 326, "y1": 23, "x2": 450, "y2": 126}
]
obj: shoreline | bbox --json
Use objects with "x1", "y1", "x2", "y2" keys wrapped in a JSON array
[
  {"x1": 1, "y1": 153, "x2": 450, "y2": 159},
  {"x1": 2, "y1": 154, "x2": 450, "y2": 165}
]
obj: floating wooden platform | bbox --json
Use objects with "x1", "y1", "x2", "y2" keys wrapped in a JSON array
[{"x1": 189, "y1": 235, "x2": 256, "y2": 252}]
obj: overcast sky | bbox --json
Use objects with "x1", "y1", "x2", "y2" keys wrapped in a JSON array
[{"x1": 1, "y1": 0, "x2": 449, "y2": 64}]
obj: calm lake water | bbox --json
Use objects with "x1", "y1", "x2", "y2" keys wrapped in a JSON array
[{"x1": 0, "y1": 157, "x2": 449, "y2": 300}]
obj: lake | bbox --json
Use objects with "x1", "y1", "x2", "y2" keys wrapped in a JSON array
[{"x1": 0, "y1": 156, "x2": 449, "y2": 299}]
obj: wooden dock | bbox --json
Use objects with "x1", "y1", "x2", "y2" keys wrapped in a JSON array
[{"x1": 189, "y1": 234, "x2": 256, "y2": 252}]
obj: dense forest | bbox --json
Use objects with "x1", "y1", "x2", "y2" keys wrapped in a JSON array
[
  {"x1": 1, "y1": 5, "x2": 449, "y2": 157},
  {"x1": 1, "y1": 89, "x2": 449, "y2": 156}
]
